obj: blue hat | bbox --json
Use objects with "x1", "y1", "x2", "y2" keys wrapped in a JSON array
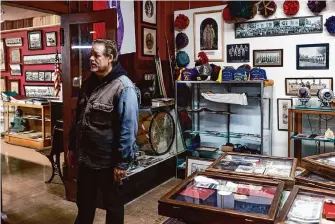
[
  {"x1": 176, "y1": 51, "x2": 190, "y2": 67},
  {"x1": 325, "y1": 16, "x2": 335, "y2": 34}
]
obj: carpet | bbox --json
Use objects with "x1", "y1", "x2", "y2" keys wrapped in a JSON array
[{"x1": 162, "y1": 218, "x2": 186, "y2": 224}]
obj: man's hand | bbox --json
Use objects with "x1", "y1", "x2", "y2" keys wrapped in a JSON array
[
  {"x1": 114, "y1": 168, "x2": 127, "y2": 183},
  {"x1": 67, "y1": 150, "x2": 73, "y2": 167}
]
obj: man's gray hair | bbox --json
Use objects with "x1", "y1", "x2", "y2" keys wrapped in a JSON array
[{"x1": 93, "y1": 39, "x2": 118, "y2": 63}]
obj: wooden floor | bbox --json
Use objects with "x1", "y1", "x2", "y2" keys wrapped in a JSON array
[{"x1": 1, "y1": 140, "x2": 181, "y2": 224}]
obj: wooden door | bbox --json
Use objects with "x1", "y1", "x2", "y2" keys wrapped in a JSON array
[{"x1": 61, "y1": 9, "x2": 117, "y2": 201}]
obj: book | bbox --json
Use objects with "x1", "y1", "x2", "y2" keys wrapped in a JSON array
[{"x1": 179, "y1": 184, "x2": 215, "y2": 200}]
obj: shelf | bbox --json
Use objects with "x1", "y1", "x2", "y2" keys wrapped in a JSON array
[
  {"x1": 3, "y1": 102, "x2": 49, "y2": 109},
  {"x1": 291, "y1": 135, "x2": 335, "y2": 143},
  {"x1": 184, "y1": 130, "x2": 262, "y2": 142},
  {"x1": 186, "y1": 109, "x2": 232, "y2": 115},
  {"x1": 22, "y1": 116, "x2": 51, "y2": 122}
]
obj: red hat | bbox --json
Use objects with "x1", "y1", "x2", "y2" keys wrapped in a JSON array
[
  {"x1": 174, "y1": 14, "x2": 190, "y2": 31},
  {"x1": 283, "y1": 0, "x2": 300, "y2": 15}
]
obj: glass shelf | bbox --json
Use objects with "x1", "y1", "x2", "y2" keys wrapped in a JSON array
[
  {"x1": 291, "y1": 135, "x2": 335, "y2": 143},
  {"x1": 184, "y1": 130, "x2": 262, "y2": 142}
]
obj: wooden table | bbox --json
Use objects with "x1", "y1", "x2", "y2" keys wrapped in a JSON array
[{"x1": 287, "y1": 107, "x2": 335, "y2": 164}]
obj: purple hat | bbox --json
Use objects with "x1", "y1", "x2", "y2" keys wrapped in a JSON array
[
  {"x1": 176, "y1": 32, "x2": 189, "y2": 50},
  {"x1": 181, "y1": 68, "x2": 199, "y2": 81},
  {"x1": 307, "y1": 1, "x2": 326, "y2": 14},
  {"x1": 325, "y1": 16, "x2": 335, "y2": 34}
]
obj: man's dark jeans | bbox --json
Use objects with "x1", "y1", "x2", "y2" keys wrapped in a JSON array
[{"x1": 75, "y1": 165, "x2": 124, "y2": 224}]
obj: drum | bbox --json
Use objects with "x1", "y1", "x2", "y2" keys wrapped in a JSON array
[{"x1": 136, "y1": 111, "x2": 175, "y2": 155}]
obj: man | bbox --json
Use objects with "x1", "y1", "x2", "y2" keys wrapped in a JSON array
[{"x1": 67, "y1": 39, "x2": 139, "y2": 224}]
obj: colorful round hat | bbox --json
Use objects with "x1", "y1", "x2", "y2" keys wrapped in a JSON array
[
  {"x1": 283, "y1": 0, "x2": 300, "y2": 15},
  {"x1": 175, "y1": 32, "x2": 189, "y2": 50},
  {"x1": 176, "y1": 51, "x2": 190, "y2": 68},
  {"x1": 307, "y1": 1, "x2": 326, "y2": 14},
  {"x1": 258, "y1": 1, "x2": 277, "y2": 18},
  {"x1": 174, "y1": 14, "x2": 190, "y2": 31},
  {"x1": 325, "y1": 16, "x2": 335, "y2": 34}
]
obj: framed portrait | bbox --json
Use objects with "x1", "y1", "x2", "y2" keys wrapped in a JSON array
[
  {"x1": 24, "y1": 85, "x2": 55, "y2": 98},
  {"x1": 5, "y1": 37, "x2": 22, "y2": 47},
  {"x1": 277, "y1": 98, "x2": 293, "y2": 131},
  {"x1": 1, "y1": 76, "x2": 7, "y2": 92},
  {"x1": 45, "y1": 31, "x2": 57, "y2": 47},
  {"x1": 186, "y1": 157, "x2": 215, "y2": 177},
  {"x1": 141, "y1": 0, "x2": 157, "y2": 25},
  {"x1": 9, "y1": 79, "x2": 21, "y2": 95},
  {"x1": 10, "y1": 48, "x2": 21, "y2": 63},
  {"x1": 285, "y1": 77, "x2": 333, "y2": 96},
  {"x1": 227, "y1": 44, "x2": 250, "y2": 63},
  {"x1": 253, "y1": 49, "x2": 283, "y2": 67},
  {"x1": 142, "y1": 27, "x2": 157, "y2": 56},
  {"x1": 296, "y1": 43, "x2": 329, "y2": 70},
  {"x1": 10, "y1": 64, "x2": 21, "y2": 76},
  {"x1": 194, "y1": 10, "x2": 224, "y2": 62},
  {"x1": 235, "y1": 15, "x2": 323, "y2": 39},
  {"x1": 23, "y1": 53, "x2": 61, "y2": 65},
  {"x1": 0, "y1": 39, "x2": 6, "y2": 71},
  {"x1": 28, "y1": 30, "x2": 43, "y2": 50}
]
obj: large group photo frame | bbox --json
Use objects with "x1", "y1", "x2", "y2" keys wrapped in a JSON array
[
  {"x1": 235, "y1": 15, "x2": 323, "y2": 39},
  {"x1": 24, "y1": 85, "x2": 55, "y2": 98},
  {"x1": 296, "y1": 43, "x2": 329, "y2": 70},
  {"x1": 25, "y1": 71, "x2": 54, "y2": 82},
  {"x1": 253, "y1": 49, "x2": 283, "y2": 67},
  {"x1": 285, "y1": 77, "x2": 333, "y2": 96},
  {"x1": 194, "y1": 10, "x2": 224, "y2": 62},
  {"x1": 23, "y1": 53, "x2": 61, "y2": 65}
]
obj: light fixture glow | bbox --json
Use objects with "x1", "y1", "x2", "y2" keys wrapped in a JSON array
[{"x1": 71, "y1": 45, "x2": 92, "y2": 49}]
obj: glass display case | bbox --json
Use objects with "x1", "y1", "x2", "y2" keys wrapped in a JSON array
[
  {"x1": 302, "y1": 152, "x2": 335, "y2": 179},
  {"x1": 206, "y1": 152, "x2": 297, "y2": 189},
  {"x1": 295, "y1": 170, "x2": 335, "y2": 191},
  {"x1": 158, "y1": 172, "x2": 284, "y2": 224},
  {"x1": 175, "y1": 81, "x2": 273, "y2": 174},
  {"x1": 277, "y1": 185, "x2": 335, "y2": 224}
]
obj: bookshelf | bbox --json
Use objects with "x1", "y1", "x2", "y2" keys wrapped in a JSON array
[{"x1": 4, "y1": 101, "x2": 51, "y2": 149}]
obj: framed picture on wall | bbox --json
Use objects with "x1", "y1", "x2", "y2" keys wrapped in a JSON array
[
  {"x1": 186, "y1": 157, "x2": 215, "y2": 177},
  {"x1": 0, "y1": 39, "x2": 6, "y2": 71},
  {"x1": 227, "y1": 44, "x2": 250, "y2": 63},
  {"x1": 253, "y1": 49, "x2": 283, "y2": 67},
  {"x1": 24, "y1": 85, "x2": 55, "y2": 98},
  {"x1": 141, "y1": 0, "x2": 157, "y2": 25},
  {"x1": 23, "y1": 53, "x2": 61, "y2": 65},
  {"x1": 285, "y1": 77, "x2": 333, "y2": 96},
  {"x1": 10, "y1": 48, "x2": 21, "y2": 63},
  {"x1": 277, "y1": 98, "x2": 293, "y2": 131},
  {"x1": 194, "y1": 10, "x2": 224, "y2": 62},
  {"x1": 1, "y1": 76, "x2": 7, "y2": 92},
  {"x1": 28, "y1": 30, "x2": 43, "y2": 50},
  {"x1": 25, "y1": 71, "x2": 54, "y2": 82},
  {"x1": 45, "y1": 31, "x2": 57, "y2": 47},
  {"x1": 5, "y1": 37, "x2": 22, "y2": 47},
  {"x1": 10, "y1": 64, "x2": 21, "y2": 76},
  {"x1": 9, "y1": 79, "x2": 21, "y2": 95},
  {"x1": 296, "y1": 43, "x2": 329, "y2": 70},
  {"x1": 142, "y1": 27, "x2": 157, "y2": 56}
]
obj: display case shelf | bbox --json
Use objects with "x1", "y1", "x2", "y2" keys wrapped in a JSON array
[
  {"x1": 295, "y1": 170, "x2": 335, "y2": 191},
  {"x1": 301, "y1": 152, "x2": 335, "y2": 179},
  {"x1": 184, "y1": 130, "x2": 263, "y2": 142},
  {"x1": 290, "y1": 134, "x2": 335, "y2": 143}
]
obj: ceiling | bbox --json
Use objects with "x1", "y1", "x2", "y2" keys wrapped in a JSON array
[{"x1": 1, "y1": 5, "x2": 53, "y2": 22}]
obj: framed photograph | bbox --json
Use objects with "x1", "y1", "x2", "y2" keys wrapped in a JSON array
[
  {"x1": 141, "y1": 0, "x2": 157, "y2": 25},
  {"x1": 1, "y1": 76, "x2": 7, "y2": 92},
  {"x1": 253, "y1": 49, "x2": 283, "y2": 67},
  {"x1": 45, "y1": 31, "x2": 57, "y2": 47},
  {"x1": 194, "y1": 10, "x2": 224, "y2": 62},
  {"x1": 10, "y1": 64, "x2": 21, "y2": 76},
  {"x1": 27, "y1": 30, "x2": 43, "y2": 50},
  {"x1": 9, "y1": 79, "x2": 21, "y2": 95},
  {"x1": 0, "y1": 39, "x2": 6, "y2": 71},
  {"x1": 185, "y1": 157, "x2": 215, "y2": 177},
  {"x1": 227, "y1": 44, "x2": 250, "y2": 63},
  {"x1": 285, "y1": 77, "x2": 333, "y2": 96},
  {"x1": 235, "y1": 15, "x2": 323, "y2": 39},
  {"x1": 23, "y1": 53, "x2": 61, "y2": 65},
  {"x1": 296, "y1": 43, "x2": 329, "y2": 70},
  {"x1": 25, "y1": 71, "x2": 54, "y2": 82},
  {"x1": 10, "y1": 48, "x2": 21, "y2": 63},
  {"x1": 24, "y1": 85, "x2": 55, "y2": 98},
  {"x1": 5, "y1": 37, "x2": 22, "y2": 47},
  {"x1": 277, "y1": 98, "x2": 293, "y2": 131},
  {"x1": 142, "y1": 27, "x2": 157, "y2": 56}
]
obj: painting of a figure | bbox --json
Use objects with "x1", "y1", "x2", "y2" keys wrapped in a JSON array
[{"x1": 200, "y1": 18, "x2": 218, "y2": 50}]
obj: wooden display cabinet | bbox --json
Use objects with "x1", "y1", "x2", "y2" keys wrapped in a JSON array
[
  {"x1": 4, "y1": 102, "x2": 51, "y2": 149},
  {"x1": 206, "y1": 152, "x2": 297, "y2": 189},
  {"x1": 295, "y1": 170, "x2": 335, "y2": 191},
  {"x1": 301, "y1": 152, "x2": 335, "y2": 179},
  {"x1": 277, "y1": 185, "x2": 335, "y2": 224},
  {"x1": 158, "y1": 171, "x2": 284, "y2": 224}
]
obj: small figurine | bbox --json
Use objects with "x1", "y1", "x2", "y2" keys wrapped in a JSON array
[
  {"x1": 9, "y1": 109, "x2": 29, "y2": 133},
  {"x1": 325, "y1": 128, "x2": 334, "y2": 139}
]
